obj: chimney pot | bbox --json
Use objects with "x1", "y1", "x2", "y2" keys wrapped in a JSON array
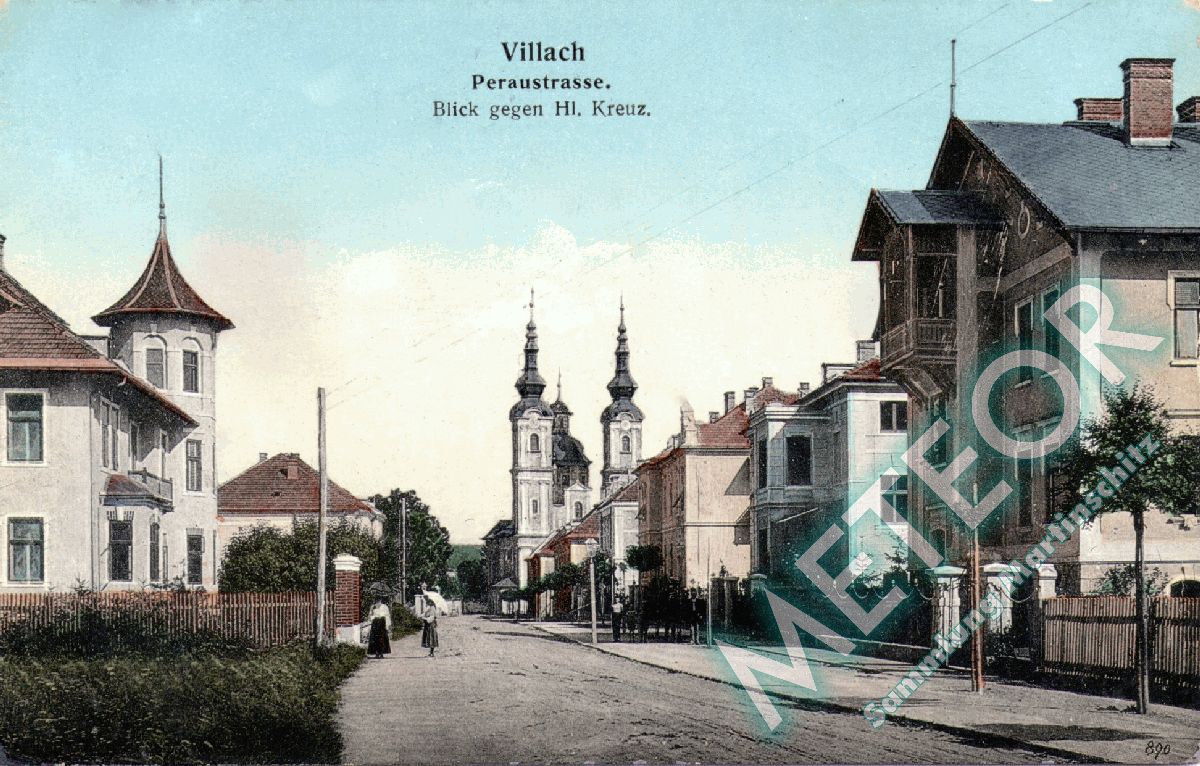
[
  {"x1": 798, "y1": 381, "x2": 810, "y2": 395},
  {"x1": 1177, "y1": 96, "x2": 1200, "y2": 124},
  {"x1": 1122, "y1": 58, "x2": 1174, "y2": 145},
  {"x1": 724, "y1": 391, "x2": 736, "y2": 413},
  {"x1": 259, "y1": 452, "x2": 268, "y2": 462},
  {"x1": 708, "y1": 411, "x2": 719, "y2": 423},
  {"x1": 1074, "y1": 97, "x2": 1124, "y2": 122},
  {"x1": 761, "y1": 376, "x2": 773, "y2": 389}
]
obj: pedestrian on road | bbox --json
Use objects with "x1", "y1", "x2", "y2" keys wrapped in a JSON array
[
  {"x1": 367, "y1": 599, "x2": 392, "y2": 659},
  {"x1": 611, "y1": 597, "x2": 624, "y2": 642},
  {"x1": 421, "y1": 598, "x2": 439, "y2": 657}
]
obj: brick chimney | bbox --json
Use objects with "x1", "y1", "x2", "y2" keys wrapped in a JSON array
[
  {"x1": 761, "y1": 376, "x2": 773, "y2": 389},
  {"x1": 1074, "y1": 97, "x2": 1123, "y2": 122},
  {"x1": 1177, "y1": 96, "x2": 1200, "y2": 124},
  {"x1": 258, "y1": 452, "x2": 268, "y2": 463},
  {"x1": 1122, "y1": 58, "x2": 1174, "y2": 146},
  {"x1": 708, "y1": 411, "x2": 719, "y2": 423},
  {"x1": 856, "y1": 339, "x2": 877, "y2": 362},
  {"x1": 798, "y1": 381, "x2": 810, "y2": 395},
  {"x1": 724, "y1": 391, "x2": 736, "y2": 413},
  {"x1": 0, "y1": 234, "x2": 5, "y2": 272}
]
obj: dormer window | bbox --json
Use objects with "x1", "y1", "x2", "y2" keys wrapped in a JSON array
[
  {"x1": 530, "y1": 433, "x2": 540, "y2": 453},
  {"x1": 145, "y1": 345, "x2": 166, "y2": 389}
]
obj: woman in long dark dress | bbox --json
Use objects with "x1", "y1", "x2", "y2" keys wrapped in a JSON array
[
  {"x1": 367, "y1": 600, "x2": 392, "y2": 659},
  {"x1": 420, "y1": 599, "x2": 439, "y2": 657}
]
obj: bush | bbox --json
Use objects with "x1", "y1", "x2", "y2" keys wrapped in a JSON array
[
  {"x1": 0, "y1": 641, "x2": 364, "y2": 764},
  {"x1": 220, "y1": 520, "x2": 386, "y2": 594},
  {"x1": 390, "y1": 603, "x2": 423, "y2": 639}
]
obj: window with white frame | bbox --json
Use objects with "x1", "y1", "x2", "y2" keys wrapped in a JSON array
[
  {"x1": 529, "y1": 433, "x2": 540, "y2": 453},
  {"x1": 880, "y1": 474, "x2": 908, "y2": 523},
  {"x1": 880, "y1": 401, "x2": 907, "y2": 432},
  {"x1": 182, "y1": 349, "x2": 200, "y2": 393},
  {"x1": 6, "y1": 393, "x2": 44, "y2": 463},
  {"x1": 160, "y1": 430, "x2": 169, "y2": 479},
  {"x1": 100, "y1": 403, "x2": 112, "y2": 468},
  {"x1": 145, "y1": 344, "x2": 166, "y2": 389},
  {"x1": 621, "y1": 434, "x2": 631, "y2": 453},
  {"x1": 109, "y1": 519, "x2": 133, "y2": 581},
  {"x1": 786, "y1": 435, "x2": 813, "y2": 486},
  {"x1": 186, "y1": 439, "x2": 202, "y2": 492},
  {"x1": 149, "y1": 522, "x2": 161, "y2": 582},
  {"x1": 186, "y1": 532, "x2": 203, "y2": 585},
  {"x1": 110, "y1": 404, "x2": 120, "y2": 472},
  {"x1": 8, "y1": 518, "x2": 44, "y2": 582},
  {"x1": 1042, "y1": 286, "x2": 1061, "y2": 362},
  {"x1": 1174, "y1": 277, "x2": 1200, "y2": 360},
  {"x1": 1015, "y1": 299, "x2": 1034, "y2": 383}
]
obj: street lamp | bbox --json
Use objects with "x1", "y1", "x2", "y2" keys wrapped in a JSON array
[{"x1": 585, "y1": 538, "x2": 599, "y2": 645}]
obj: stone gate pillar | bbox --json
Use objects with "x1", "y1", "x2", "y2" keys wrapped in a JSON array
[
  {"x1": 334, "y1": 554, "x2": 364, "y2": 645},
  {"x1": 982, "y1": 563, "x2": 1019, "y2": 634},
  {"x1": 929, "y1": 565, "x2": 965, "y2": 646}
]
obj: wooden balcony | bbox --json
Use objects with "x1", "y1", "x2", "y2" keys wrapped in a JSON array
[
  {"x1": 129, "y1": 468, "x2": 174, "y2": 504},
  {"x1": 881, "y1": 318, "x2": 957, "y2": 368}
]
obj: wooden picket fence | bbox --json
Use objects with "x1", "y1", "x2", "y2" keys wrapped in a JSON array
[
  {"x1": 0, "y1": 591, "x2": 335, "y2": 650},
  {"x1": 1040, "y1": 596, "x2": 1200, "y2": 701}
]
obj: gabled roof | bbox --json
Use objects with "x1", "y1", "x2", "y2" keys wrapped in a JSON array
[
  {"x1": 0, "y1": 267, "x2": 196, "y2": 425},
  {"x1": 218, "y1": 453, "x2": 376, "y2": 516},
  {"x1": 944, "y1": 119, "x2": 1200, "y2": 232},
  {"x1": 93, "y1": 228, "x2": 234, "y2": 330}
]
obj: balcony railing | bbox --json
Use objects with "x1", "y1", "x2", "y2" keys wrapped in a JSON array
[
  {"x1": 881, "y1": 318, "x2": 957, "y2": 364},
  {"x1": 129, "y1": 469, "x2": 174, "y2": 503}
]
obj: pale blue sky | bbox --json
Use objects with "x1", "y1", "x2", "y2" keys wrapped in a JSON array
[{"x1": 1, "y1": 1, "x2": 1197, "y2": 540}]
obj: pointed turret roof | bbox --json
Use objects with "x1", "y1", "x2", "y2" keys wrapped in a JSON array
[
  {"x1": 511, "y1": 288, "x2": 552, "y2": 418},
  {"x1": 602, "y1": 298, "x2": 642, "y2": 423},
  {"x1": 92, "y1": 162, "x2": 233, "y2": 331}
]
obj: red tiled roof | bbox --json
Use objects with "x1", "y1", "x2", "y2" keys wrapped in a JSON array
[
  {"x1": 93, "y1": 230, "x2": 233, "y2": 330},
  {"x1": 610, "y1": 482, "x2": 639, "y2": 504},
  {"x1": 564, "y1": 510, "x2": 600, "y2": 541},
  {"x1": 697, "y1": 403, "x2": 750, "y2": 448},
  {"x1": 753, "y1": 385, "x2": 803, "y2": 408},
  {"x1": 0, "y1": 268, "x2": 197, "y2": 425},
  {"x1": 839, "y1": 357, "x2": 884, "y2": 381},
  {"x1": 218, "y1": 453, "x2": 375, "y2": 516}
]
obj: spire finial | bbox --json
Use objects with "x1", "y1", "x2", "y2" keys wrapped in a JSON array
[
  {"x1": 529, "y1": 287, "x2": 535, "y2": 321},
  {"x1": 557, "y1": 369, "x2": 562, "y2": 401},
  {"x1": 157, "y1": 155, "x2": 167, "y2": 237},
  {"x1": 950, "y1": 38, "x2": 957, "y2": 118}
]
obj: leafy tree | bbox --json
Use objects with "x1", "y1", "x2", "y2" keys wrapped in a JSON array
[
  {"x1": 1092, "y1": 564, "x2": 1170, "y2": 596},
  {"x1": 1058, "y1": 384, "x2": 1200, "y2": 713},
  {"x1": 456, "y1": 558, "x2": 488, "y2": 601},
  {"x1": 219, "y1": 520, "x2": 384, "y2": 595},
  {"x1": 368, "y1": 489, "x2": 454, "y2": 600},
  {"x1": 625, "y1": 544, "x2": 663, "y2": 573}
]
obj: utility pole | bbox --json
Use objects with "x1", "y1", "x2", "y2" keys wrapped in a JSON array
[
  {"x1": 315, "y1": 387, "x2": 329, "y2": 650},
  {"x1": 970, "y1": 482, "x2": 985, "y2": 692},
  {"x1": 400, "y1": 496, "x2": 408, "y2": 605}
]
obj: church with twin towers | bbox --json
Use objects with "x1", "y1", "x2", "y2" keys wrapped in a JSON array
[{"x1": 483, "y1": 292, "x2": 644, "y2": 595}]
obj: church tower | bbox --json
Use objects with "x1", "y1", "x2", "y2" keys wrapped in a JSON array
[
  {"x1": 92, "y1": 159, "x2": 233, "y2": 589},
  {"x1": 600, "y1": 300, "x2": 643, "y2": 498},
  {"x1": 509, "y1": 292, "x2": 553, "y2": 585}
]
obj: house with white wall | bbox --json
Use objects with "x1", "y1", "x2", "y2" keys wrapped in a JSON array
[{"x1": 0, "y1": 195, "x2": 230, "y2": 591}]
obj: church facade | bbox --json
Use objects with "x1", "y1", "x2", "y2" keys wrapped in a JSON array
[{"x1": 483, "y1": 298, "x2": 644, "y2": 603}]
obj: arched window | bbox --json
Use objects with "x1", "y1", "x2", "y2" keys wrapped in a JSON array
[
  {"x1": 621, "y1": 435, "x2": 631, "y2": 453},
  {"x1": 530, "y1": 499, "x2": 539, "y2": 515},
  {"x1": 143, "y1": 337, "x2": 167, "y2": 389},
  {"x1": 181, "y1": 339, "x2": 202, "y2": 394},
  {"x1": 574, "y1": 501, "x2": 583, "y2": 520},
  {"x1": 529, "y1": 433, "x2": 540, "y2": 453}
]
